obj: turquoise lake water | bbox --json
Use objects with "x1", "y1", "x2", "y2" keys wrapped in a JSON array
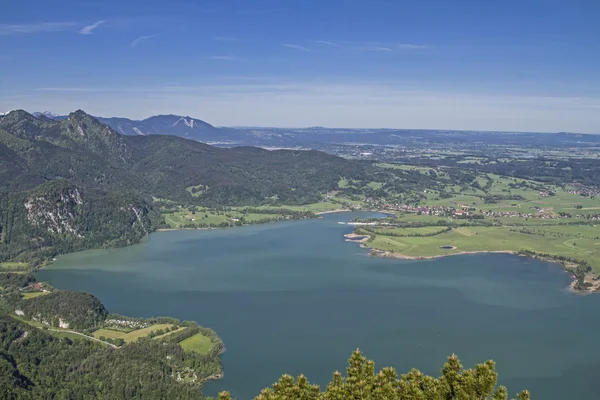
[{"x1": 37, "y1": 212, "x2": 600, "y2": 399}]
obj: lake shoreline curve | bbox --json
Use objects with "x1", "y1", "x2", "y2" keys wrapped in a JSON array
[{"x1": 361, "y1": 243, "x2": 600, "y2": 294}]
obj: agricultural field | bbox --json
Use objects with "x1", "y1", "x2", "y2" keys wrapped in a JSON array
[
  {"x1": 179, "y1": 333, "x2": 214, "y2": 355},
  {"x1": 160, "y1": 197, "x2": 366, "y2": 229},
  {"x1": 371, "y1": 226, "x2": 450, "y2": 236},
  {"x1": 162, "y1": 209, "x2": 290, "y2": 228},
  {"x1": 92, "y1": 324, "x2": 175, "y2": 343},
  {"x1": 251, "y1": 201, "x2": 343, "y2": 213},
  {"x1": 367, "y1": 225, "x2": 600, "y2": 272}
]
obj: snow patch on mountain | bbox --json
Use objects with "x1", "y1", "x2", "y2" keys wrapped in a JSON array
[
  {"x1": 33, "y1": 111, "x2": 60, "y2": 118},
  {"x1": 133, "y1": 127, "x2": 145, "y2": 135},
  {"x1": 173, "y1": 117, "x2": 197, "y2": 129}
]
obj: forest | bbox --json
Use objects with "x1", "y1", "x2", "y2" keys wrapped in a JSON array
[
  {"x1": 0, "y1": 315, "x2": 215, "y2": 399},
  {"x1": 0, "y1": 110, "x2": 369, "y2": 264}
]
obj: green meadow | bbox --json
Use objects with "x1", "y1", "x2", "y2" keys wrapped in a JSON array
[
  {"x1": 179, "y1": 333, "x2": 214, "y2": 355},
  {"x1": 92, "y1": 324, "x2": 175, "y2": 342},
  {"x1": 368, "y1": 225, "x2": 600, "y2": 272}
]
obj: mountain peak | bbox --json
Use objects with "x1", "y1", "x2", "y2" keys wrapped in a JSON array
[
  {"x1": 0, "y1": 110, "x2": 39, "y2": 123},
  {"x1": 69, "y1": 109, "x2": 92, "y2": 119}
]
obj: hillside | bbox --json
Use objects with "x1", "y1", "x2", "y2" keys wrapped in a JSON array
[
  {"x1": 0, "y1": 110, "x2": 368, "y2": 263},
  {"x1": 0, "y1": 110, "x2": 367, "y2": 204}
]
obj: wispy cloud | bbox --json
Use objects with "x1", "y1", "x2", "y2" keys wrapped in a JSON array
[
  {"x1": 315, "y1": 40, "x2": 430, "y2": 52},
  {"x1": 130, "y1": 34, "x2": 158, "y2": 48},
  {"x1": 214, "y1": 36, "x2": 237, "y2": 42},
  {"x1": 0, "y1": 22, "x2": 75, "y2": 35},
  {"x1": 398, "y1": 44, "x2": 429, "y2": 50},
  {"x1": 315, "y1": 40, "x2": 340, "y2": 47},
  {"x1": 371, "y1": 47, "x2": 392, "y2": 52},
  {"x1": 206, "y1": 56, "x2": 238, "y2": 61},
  {"x1": 280, "y1": 44, "x2": 310, "y2": 52},
  {"x1": 78, "y1": 20, "x2": 106, "y2": 35}
]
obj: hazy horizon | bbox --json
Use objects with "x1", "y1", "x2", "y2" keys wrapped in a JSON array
[{"x1": 2, "y1": 0, "x2": 599, "y2": 133}]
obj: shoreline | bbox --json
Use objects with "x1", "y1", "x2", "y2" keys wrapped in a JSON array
[
  {"x1": 367, "y1": 248, "x2": 519, "y2": 260},
  {"x1": 315, "y1": 208, "x2": 351, "y2": 215},
  {"x1": 363, "y1": 244, "x2": 600, "y2": 294},
  {"x1": 156, "y1": 227, "x2": 216, "y2": 232}
]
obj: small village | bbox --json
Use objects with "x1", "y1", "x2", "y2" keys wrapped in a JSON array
[
  {"x1": 365, "y1": 198, "x2": 567, "y2": 220},
  {"x1": 567, "y1": 183, "x2": 600, "y2": 198}
]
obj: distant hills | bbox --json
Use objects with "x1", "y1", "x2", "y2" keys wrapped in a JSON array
[
  {"x1": 31, "y1": 111, "x2": 223, "y2": 142},
  {"x1": 24, "y1": 110, "x2": 600, "y2": 150}
]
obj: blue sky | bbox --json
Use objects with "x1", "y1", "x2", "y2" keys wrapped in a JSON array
[{"x1": 1, "y1": 0, "x2": 599, "y2": 133}]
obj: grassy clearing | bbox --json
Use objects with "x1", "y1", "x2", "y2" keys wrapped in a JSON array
[
  {"x1": 12, "y1": 314, "x2": 48, "y2": 329},
  {"x1": 0, "y1": 262, "x2": 29, "y2": 271},
  {"x1": 92, "y1": 324, "x2": 174, "y2": 342},
  {"x1": 179, "y1": 333, "x2": 214, "y2": 355},
  {"x1": 22, "y1": 292, "x2": 51, "y2": 299},
  {"x1": 152, "y1": 327, "x2": 187, "y2": 340},
  {"x1": 338, "y1": 178, "x2": 351, "y2": 188},
  {"x1": 367, "y1": 181, "x2": 385, "y2": 190},
  {"x1": 51, "y1": 331, "x2": 93, "y2": 341},
  {"x1": 185, "y1": 184, "x2": 208, "y2": 197},
  {"x1": 454, "y1": 227, "x2": 476, "y2": 236}
]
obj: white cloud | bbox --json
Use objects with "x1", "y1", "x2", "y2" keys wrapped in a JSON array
[
  {"x1": 130, "y1": 34, "x2": 157, "y2": 47},
  {"x1": 78, "y1": 20, "x2": 106, "y2": 35},
  {"x1": 206, "y1": 56, "x2": 238, "y2": 61},
  {"x1": 0, "y1": 22, "x2": 75, "y2": 35},
  {"x1": 280, "y1": 44, "x2": 310, "y2": 52}
]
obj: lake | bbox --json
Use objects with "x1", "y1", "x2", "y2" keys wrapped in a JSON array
[{"x1": 37, "y1": 212, "x2": 600, "y2": 399}]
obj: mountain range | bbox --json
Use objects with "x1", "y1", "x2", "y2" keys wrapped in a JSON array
[
  {"x1": 26, "y1": 111, "x2": 600, "y2": 152},
  {"x1": 0, "y1": 109, "x2": 367, "y2": 264},
  {"x1": 31, "y1": 111, "x2": 224, "y2": 142}
]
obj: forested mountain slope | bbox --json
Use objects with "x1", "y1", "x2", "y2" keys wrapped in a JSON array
[
  {"x1": 0, "y1": 110, "x2": 367, "y2": 204},
  {"x1": 0, "y1": 110, "x2": 368, "y2": 263}
]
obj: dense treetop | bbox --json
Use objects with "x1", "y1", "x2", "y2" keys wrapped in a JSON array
[
  {"x1": 218, "y1": 350, "x2": 530, "y2": 400},
  {"x1": 17, "y1": 291, "x2": 108, "y2": 330},
  {"x1": 0, "y1": 315, "x2": 213, "y2": 399}
]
